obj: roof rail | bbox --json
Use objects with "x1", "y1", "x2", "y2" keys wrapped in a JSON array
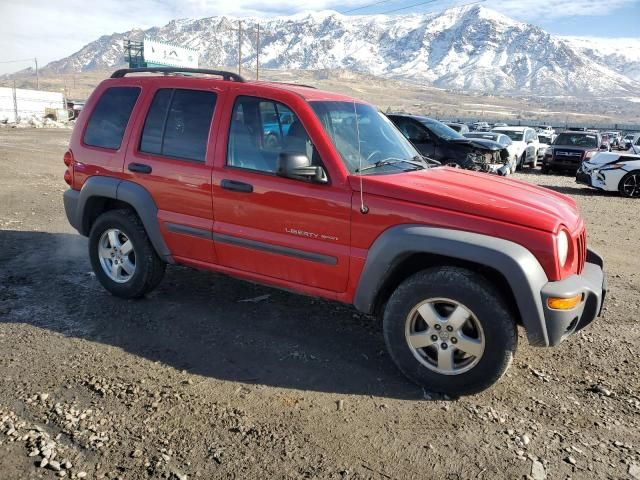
[
  {"x1": 265, "y1": 81, "x2": 316, "y2": 89},
  {"x1": 110, "y1": 67, "x2": 245, "y2": 82}
]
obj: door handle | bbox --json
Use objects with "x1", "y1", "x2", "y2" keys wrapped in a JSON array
[
  {"x1": 220, "y1": 179, "x2": 253, "y2": 193},
  {"x1": 128, "y1": 163, "x2": 152, "y2": 174}
]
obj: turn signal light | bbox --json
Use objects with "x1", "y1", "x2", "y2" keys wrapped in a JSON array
[
  {"x1": 547, "y1": 294, "x2": 582, "y2": 310},
  {"x1": 63, "y1": 150, "x2": 73, "y2": 166}
]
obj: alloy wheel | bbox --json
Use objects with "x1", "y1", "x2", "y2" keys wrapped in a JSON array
[{"x1": 404, "y1": 298, "x2": 485, "y2": 375}]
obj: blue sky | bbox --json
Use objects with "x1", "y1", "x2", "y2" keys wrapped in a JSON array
[{"x1": 1, "y1": 0, "x2": 638, "y2": 74}]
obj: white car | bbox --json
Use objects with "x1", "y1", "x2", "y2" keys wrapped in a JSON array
[
  {"x1": 537, "y1": 133, "x2": 554, "y2": 160},
  {"x1": 576, "y1": 151, "x2": 640, "y2": 198},
  {"x1": 626, "y1": 133, "x2": 640, "y2": 153},
  {"x1": 491, "y1": 126, "x2": 539, "y2": 169}
]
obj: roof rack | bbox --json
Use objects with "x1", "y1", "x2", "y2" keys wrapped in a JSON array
[
  {"x1": 110, "y1": 67, "x2": 245, "y2": 82},
  {"x1": 266, "y1": 81, "x2": 317, "y2": 89}
]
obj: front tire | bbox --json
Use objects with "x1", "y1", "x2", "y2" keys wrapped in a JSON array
[
  {"x1": 89, "y1": 209, "x2": 166, "y2": 298},
  {"x1": 619, "y1": 171, "x2": 640, "y2": 198},
  {"x1": 382, "y1": 267, "x2": 517, "y2": 396}
]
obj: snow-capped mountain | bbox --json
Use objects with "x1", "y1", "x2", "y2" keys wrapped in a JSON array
[
  {"x1": 42, "y1": 5, "x2": 640, "y2": 96},
  {"x1": 561, "y1": 36, "x2": 640, "y2": 83}
]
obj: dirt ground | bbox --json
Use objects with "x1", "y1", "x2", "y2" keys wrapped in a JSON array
[{"x1": 0, "y1": 128, "x2": 639, "y2": 480}]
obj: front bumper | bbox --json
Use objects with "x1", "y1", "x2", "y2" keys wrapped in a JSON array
[
  {"x1": 576, "y1": 169, "x2": 592, "y2": 186},
  {"x1": 540, "y1": 249, "x2": 606, "y2": 346}
]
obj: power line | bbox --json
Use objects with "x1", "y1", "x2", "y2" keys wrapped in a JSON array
[
  {"x1": 379, "y1": 0, "x2": 484, "y2": 15},
  {"x1": 340, "y1": 0, "x2": 399, "y2": 14}
]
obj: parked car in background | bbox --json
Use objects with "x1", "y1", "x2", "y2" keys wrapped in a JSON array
[
  {"x1": 464, "y1": 131, "x2": 517, "y2": 174},
  {"x1": 577, "y1": 151, "x2": 640, "y2": 198},
  {"x1": 542, "y1": 131, "x2": 606, "y2": 173},
  {"x1": 600, "y1": 134, "x2": 612, "y2": 152},
  {"x1": 388, "y1": 114, "x2": 511, "y2": 174},
  {"x1": 537, "y1": 133, "x2": 554, "y2": 161},
  {"x1": 604, "y1": 131, "x2": 621, "y2": 149},
  {"x1": 471, "y1": 121, "x2": 491, "y2": 131},
  {"x1": 491, "y1": 126, "x2": 539, "y2": 169},
  {"x1": 493, "y1": 122, "x2": 508, "y2": 128},
  {"x1": 536, "y1": 125, "x2": 555, "y2": 137},
  {"x1": 446, "y1": 122, "x2": 470, "y2": 134},
  {"x1": 623, "y1": 133, "x2": 639, "y2": 151}
]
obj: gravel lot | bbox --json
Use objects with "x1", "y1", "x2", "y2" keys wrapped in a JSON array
[{"x1": 0, "y1": 128, "x2": 639, "y2": 480}]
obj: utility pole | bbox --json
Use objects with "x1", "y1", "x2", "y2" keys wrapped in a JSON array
[
  {"x1": 34, "y1": 58, "x2": 39, "y2": 89},
  {"x1": 237, "y1": 20, "x2": 242, "y2": 76},
  {"x1": 256, "y1": 23, "x2": 260, "y2": 80},
  {"x1": 12, "y1": 80, "x2": 18, "y2": 123}
]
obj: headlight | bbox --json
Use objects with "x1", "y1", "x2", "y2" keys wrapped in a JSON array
[
  {"x1": 585, "y1": 151, "x2": 595, "y2": 159},
  {"x1": 557, "y1": 230, "x2": 570, "y2": 267}
]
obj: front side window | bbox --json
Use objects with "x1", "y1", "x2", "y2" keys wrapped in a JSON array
[
  {"x1": 84, "y1": 87, "x2": 140, "y2": 150},
  {"x1": 311, "y1": 102, "x2": 420, "y2": 174},
  {"x1": 227, "y1": 96, "x2": 317, "y2": 173},
  {"x1": 140, "y1": 88, "x2": 217, "y2": 162}
]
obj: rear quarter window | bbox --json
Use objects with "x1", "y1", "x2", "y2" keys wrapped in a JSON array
[{"x1": 83, "y1": 87, "x2": 140, "y2": 150}]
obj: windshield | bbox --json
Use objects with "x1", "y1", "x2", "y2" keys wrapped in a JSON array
[
  {"x1": 539, "y1": 135, "x2": 552, "y2": 143},
  {"x1": 553, "y1": 133, "x2": 597, "y2": 147},
  {"x1": 310, "y1": 101, "x2": 421, "y2": 174},
  {"x1": 419, "y1": 119, "x2": 464, "y2": 140},
  {"x1": 495, "y1": 130, "x2": 524, "y2": 141}
]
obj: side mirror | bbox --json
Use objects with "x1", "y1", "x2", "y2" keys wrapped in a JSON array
[{"x1": 277, "y1": 152, "x2": 328, "y2": 183}]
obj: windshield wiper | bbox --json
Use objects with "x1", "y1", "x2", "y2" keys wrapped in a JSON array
[{"x1": 356, "y1": 158, "x2": 425, "y2": 173}]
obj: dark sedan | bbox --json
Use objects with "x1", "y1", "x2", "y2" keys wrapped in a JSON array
[{"x1": 388, "y1": 114, "x2": 511, "y2": 174}]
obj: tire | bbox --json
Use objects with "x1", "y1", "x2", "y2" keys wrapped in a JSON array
[
  {"x1": 89, "y1": 209, "x2": 166, "y2": 298},
  {"x1": 619, "y1": 171, "x2": 640, "y2": 198},
  {"x1": 382, "y1": 267, "x2": 517, "y2": 396},
  {"x1": 517, "y1": 153, "x2": 525, "y2": 171},
  {"x1": 541, "y1": 165, "x2": 550, "y2": 174},
  {"x1": 530, "y1": 152, "x2": 538, "y2": 169}
]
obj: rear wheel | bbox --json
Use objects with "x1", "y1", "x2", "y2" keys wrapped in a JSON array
[
  {"x1": 89, "y1": 209, "x2": 166, "y2": 298},
  {"x1": 619, "y1": 171, "x2": 640, "y2": 198},
  {"x1": 382, "y1": 267, "x2": 517, "y2": 396}
]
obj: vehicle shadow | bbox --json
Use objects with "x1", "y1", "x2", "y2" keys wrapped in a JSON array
[{"x1": 0, "y1": 230, "x2": 426, "y2": 400}]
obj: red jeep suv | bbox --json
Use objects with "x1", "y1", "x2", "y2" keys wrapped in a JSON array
[{"x1": 63, "y1": 68, "x2": 606, "y2": 395}]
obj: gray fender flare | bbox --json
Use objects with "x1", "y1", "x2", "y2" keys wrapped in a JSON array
[
  {"x1": 74, "y1": 176, "x2": 173, "y2": 263},
  {"x1": 353, "y1": 225, "x2": 550, "y2": 346}
]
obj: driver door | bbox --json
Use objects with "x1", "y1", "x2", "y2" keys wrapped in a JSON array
[{"x1": 211, "y1": 94, "x2": 351, "y2": 293}]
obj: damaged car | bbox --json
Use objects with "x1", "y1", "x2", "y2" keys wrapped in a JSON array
[
  {"x1": 388, "y1": 114, "x2": 511, "y2": 175},
  {"x1": 577, "y1": 151, "x2": 640, "y2": 198}
]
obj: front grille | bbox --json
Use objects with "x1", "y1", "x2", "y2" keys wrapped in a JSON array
[
  {"x1": 575, "y1": 229, "x2": 586, "y2": 274},
  {"x1": 554, "y1": 150, "x2": 584, "y2": 163}
]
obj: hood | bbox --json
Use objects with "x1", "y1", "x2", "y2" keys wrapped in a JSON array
[
  {"x1": 349, "y1": 167, "x2": 580, "y2": 233},
  {"x1": 550, "y1": 144, "x2": 598, "y2": 152},
  {"x1": 450, "y1": 138, "x2": 502, "y2": 151},
  {"x1": 586, "y1": 151, "x2": 640, "y2": 166}
]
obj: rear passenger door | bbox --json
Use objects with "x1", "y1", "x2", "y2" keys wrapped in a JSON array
[{"x1": 124, "y1": 86, "x2": 219, "y2": 264}]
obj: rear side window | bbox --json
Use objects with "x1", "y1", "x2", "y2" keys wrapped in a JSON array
[
  {"x1": 140, "y1": 88, "x2": 217, "y2": 162},
  {"x1": 84, "y1": 87, "x2": 140, "y2": 150}
]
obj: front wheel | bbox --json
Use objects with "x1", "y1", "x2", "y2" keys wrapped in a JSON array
[
  {"x1": 89, "y1": 209, "x2": 166, "y2": 298},
  {"x1": 382, "y1": 267, "x2": 517, "y2": 395},
  {"x1": 619, "y1": 171, "x2": 640, "y2": 198}
]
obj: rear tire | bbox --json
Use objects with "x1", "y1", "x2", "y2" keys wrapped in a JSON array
[
  {"x1": 382, "y1": 267, "x2": 517, "y2": 396},
  {"x1": 89, "y1": 209, "x2": 166, "y2": 298}
]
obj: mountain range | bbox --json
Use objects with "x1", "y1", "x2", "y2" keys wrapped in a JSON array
[{"x1": 39, "y1": 5, "x2": 640, "y2": 97}]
